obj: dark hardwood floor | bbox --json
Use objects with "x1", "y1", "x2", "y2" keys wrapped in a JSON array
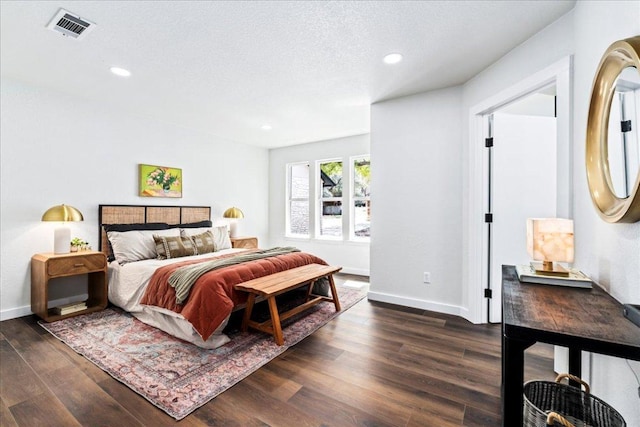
[{"x1": 0, "y1": 274, "x2": 554, "y2": 426}]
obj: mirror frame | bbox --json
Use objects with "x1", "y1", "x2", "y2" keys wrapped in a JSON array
[{"x1": 586, "y1": 36, "x2": 640, "y2": 223}]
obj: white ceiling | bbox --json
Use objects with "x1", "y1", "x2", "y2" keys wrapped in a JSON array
[{"x1": 0, "y1": 1, "x2": 575, "y2": 148}]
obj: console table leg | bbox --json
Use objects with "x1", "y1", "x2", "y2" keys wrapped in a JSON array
[
  {"x1": 502, "y1": 334, "x2": 534, "y2": 427},
  {"x1": 568, "y1": 348, "x2": 582, "y2": 387}
]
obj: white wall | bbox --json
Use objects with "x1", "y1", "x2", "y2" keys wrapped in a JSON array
[
  {"x1": 0, "y1": 78, "x2": 269, "y2": 320},
  {"x1": 369, "y1": 86, "x2": 464, "y2": 315},
  {"x1": 268, "y1": 134, "x2": 370, "y2": 275},
  {"x1": 571, "y1": 2, "x2": 640, "y2": 424}
]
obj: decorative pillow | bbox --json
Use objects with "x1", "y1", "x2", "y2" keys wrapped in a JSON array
[
  {"x1": 153, "y1": 234, "x2": 198, "y2": 260},
  {"x1": 183, "y1": 230, "x2": 216, "y2": 255},
  {"x1": 107, "y1": 228, "x2": 179, "y2": 264},
  {"x1": 181, "y1": 225, "x2": 231, "y2": 251},
  {"x1": 212, "y1": 226, "x2": 232, "y2": 250}
]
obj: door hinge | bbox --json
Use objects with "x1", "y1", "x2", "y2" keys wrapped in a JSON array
[
  {"x1": 485, "y1": 213, "x2": 493, "y2": 223},
  {"x1": 621, "y1": 120, "x2": 632, "y2": 133},
  {"x1": 484, "y1": 288, "x2": 493, "y2": 298},
  {"x1": 485, "y1": 137, "x2": 494, "y2": 148}
]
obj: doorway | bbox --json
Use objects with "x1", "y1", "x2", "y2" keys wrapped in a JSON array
[
  {"x1": 465, "y1": 56, "x2": 573, "y2": 324},
  {"x1": 485, "y1": 90, "x2": 558, "y2": 323}
]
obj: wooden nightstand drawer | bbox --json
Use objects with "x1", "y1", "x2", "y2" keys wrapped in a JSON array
[
  {"x1": 47, "y1": 253, "x2": 106, "y2": 276},
  {"x1": 231, "y1": 237, "x2": 258, "y2": 249}
]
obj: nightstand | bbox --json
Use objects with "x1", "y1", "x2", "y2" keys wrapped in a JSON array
[
  {"x1": 31, "y1": 251, "x2": 108, "y2": 322},
  {"x1": 230, "y1": 236, "x2": 258, "y2": 249}
]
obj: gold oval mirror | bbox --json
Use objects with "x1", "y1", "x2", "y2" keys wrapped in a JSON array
[{"x1": 586, "y1": 36, "x2": 640, "y2": 223}]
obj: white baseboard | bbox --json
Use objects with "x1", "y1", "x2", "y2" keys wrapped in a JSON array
[
  {"x1": 367, "y1": 290, "x2": 465, "y2": 318},
  {"x1": 339, "y1": 267, "x2": 370, "y2": 276},
  {"x1": 0, "y1": 304, "x2": 33, "y2": 321},
  {"x1": 0, "y1": 294, "x2": 89, "y2": 322}
]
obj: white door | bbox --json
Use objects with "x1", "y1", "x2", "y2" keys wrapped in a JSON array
[{"x1": 488, "y1": 112, "x2": 557, "y2": 322}]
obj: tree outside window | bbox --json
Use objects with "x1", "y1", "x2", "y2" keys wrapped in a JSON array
[{"x1": 319, "y1": 160, "x2": 342, "y2": 237}]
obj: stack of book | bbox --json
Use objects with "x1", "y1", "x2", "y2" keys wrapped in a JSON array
[
  {"x1": 516, "y1": 264, "x2": 593, "y2": 288},
  {"x1": 53, "y1": 301, "x2": 87, "y2": 315}
]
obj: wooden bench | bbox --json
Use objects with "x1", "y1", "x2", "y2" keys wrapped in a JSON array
[{"x1": 234, "y1": 264, "x2": 342, "y2": 345}]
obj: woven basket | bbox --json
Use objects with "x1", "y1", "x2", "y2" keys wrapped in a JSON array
[{"x1": 523, "y1": 374, "x2": 626, "y2": 427}]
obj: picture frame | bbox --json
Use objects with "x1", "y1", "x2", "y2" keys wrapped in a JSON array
[{"x1": 139, "y1": 164, "x2": 182, "y2": 198}]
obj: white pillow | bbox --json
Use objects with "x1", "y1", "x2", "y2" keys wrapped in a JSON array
[
  {"x1": 181, "y1": 225, "x2": 231, "y2": 251},
  {"x1": 108, "y1": 228, "x2": 180, "y2": 264}
]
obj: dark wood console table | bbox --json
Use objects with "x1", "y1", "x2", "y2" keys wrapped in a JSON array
[{"x1": 502, "y1": 265, "x2": 640, "y2": 426}]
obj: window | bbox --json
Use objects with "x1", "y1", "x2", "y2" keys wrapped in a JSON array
[
  {"x1": 318, "y1": 160, "x2": 342, "y2": 238},
  {"x1": 286, "y1": 155, "x2": 370, "y2": 242},
  {"x1": 352, "y1": 156, "x2": 371, "y2": 239},
  {"x1": 287, "y1": 162, "x2": 309, "y2": 236}
]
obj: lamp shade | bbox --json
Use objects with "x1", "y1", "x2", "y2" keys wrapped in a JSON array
[
  {"x1": 223, "y1": 207, "x2": 244, "y2": 238},
  {"x1": 526, "y1": 218, "x2": 574, "y2": 263},
  {"x1": 42, "y1": 204, "x2": 84, "y2": 254},
  {"x1": 223, "y1": 207, "x2": 244, "y2": 219},
  {"x1": 41, "y1": 204, "x2": 84, "y2": 222}
]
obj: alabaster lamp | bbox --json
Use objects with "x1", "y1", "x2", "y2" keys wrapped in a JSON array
[
  {"x1": 41, "y1": 204, "x2": 84, "y2": 254},
  {"x1": 223, "y1": 207, "x2": 244, "y2": 238},
  {"x1": 526, "y1": 218, "x2": 574, "y2": 277}
]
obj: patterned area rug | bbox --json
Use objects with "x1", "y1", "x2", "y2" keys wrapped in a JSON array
[{"x1": 40, "y1": 286, "x2": 365, "y2": 420}]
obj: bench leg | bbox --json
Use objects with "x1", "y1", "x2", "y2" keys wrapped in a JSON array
[
  {"x1": 241, "y1": 294, "x2": 256, "y2": 332},
  {"x1": 328, "y1": 274, "x2": 341, "y2": 311},
  {"x1": 267, "y1": 296, "x2": 284, "y2": 345},
  {"x1": 305, "y1": 279, "x2": 316, "y2": 301}
]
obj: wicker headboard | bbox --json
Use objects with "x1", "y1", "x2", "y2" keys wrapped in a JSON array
[{"x1": 98, "y1": 204, "x2": 211, "y2": 255}]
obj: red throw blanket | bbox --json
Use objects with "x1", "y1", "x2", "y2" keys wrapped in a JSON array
[{"x1": 140, "y1": 251, "x2": 327, "y2": 341}]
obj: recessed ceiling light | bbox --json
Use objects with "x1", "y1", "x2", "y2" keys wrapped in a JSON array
[
  {"x1": 110, "y1": 66, "x2": 131, "y2": 77},
  {"x1": 261, "y1": 124, "x2": 272, "y2": 131},
  {"x1": 383, "y1": 53, "x2": 403, "y2": 64}
]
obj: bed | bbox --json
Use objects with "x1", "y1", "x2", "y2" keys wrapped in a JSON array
[{"x1": 99, "y1": 204, "x2": 331, "y2": 349}]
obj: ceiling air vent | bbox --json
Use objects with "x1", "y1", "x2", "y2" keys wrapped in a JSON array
[{"x1": 46, "y1": 9, "x2": 96, "y2": 40}]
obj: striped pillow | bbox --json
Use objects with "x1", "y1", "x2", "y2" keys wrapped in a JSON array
[
  {"x1": 153, "y1": 234, "x2": 197, "y2": 260},
  {"x1": 184, "y1": 230, "x2": 216, "y2": 255}
]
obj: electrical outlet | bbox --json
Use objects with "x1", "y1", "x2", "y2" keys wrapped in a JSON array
[{"x1": 423, "y1": 272, "x2": 431, "y2": 283}]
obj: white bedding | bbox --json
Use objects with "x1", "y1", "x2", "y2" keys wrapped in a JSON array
[{"x1": 108, "y1": 248, "x2": 246, "y2": 348}]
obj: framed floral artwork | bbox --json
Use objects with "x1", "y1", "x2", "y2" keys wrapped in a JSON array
[{"x1": 139, "y1": 164, "x2": 182, "y2": 198}]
